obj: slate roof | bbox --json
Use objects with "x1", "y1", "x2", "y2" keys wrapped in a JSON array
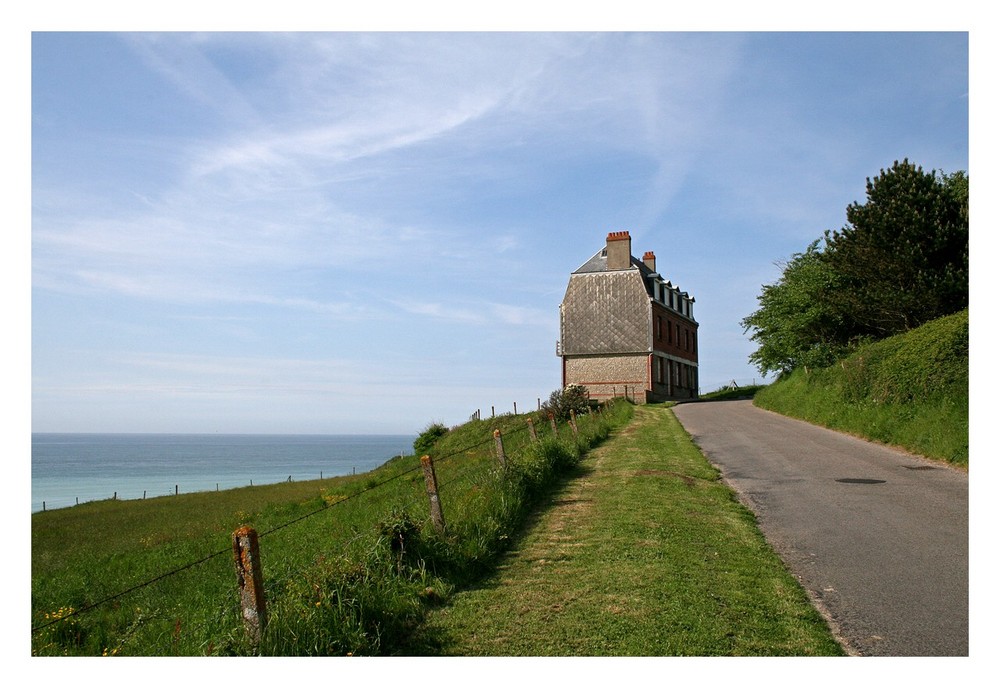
[
  {"x1": 571, "y1": 247, "x2": 687, "y2": 306},
  {"x1": 572, "y1": 247, "x2": 651, "y2": 275}
]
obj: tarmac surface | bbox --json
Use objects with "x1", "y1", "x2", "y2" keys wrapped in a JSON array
[{"x1": 672, "y1": 399, "x2": 968, "y2": 656}]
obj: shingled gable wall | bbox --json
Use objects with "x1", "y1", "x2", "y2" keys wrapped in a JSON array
[{"x1": 558, "y1": 231, "x2": 699, "y2": 402}]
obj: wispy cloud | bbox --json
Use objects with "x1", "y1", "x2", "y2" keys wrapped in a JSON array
[
  {"x1": 35, "y1": 33, "x2": 751, "y2": 308},
  {"x1": 390, "y1": 298, "x2": 550, "y2": 328},
  {"x1": 30, "y1": 32, "x2": 968, "y2": 432}
]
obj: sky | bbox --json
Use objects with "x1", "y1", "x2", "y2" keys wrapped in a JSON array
[{"x1": 26, "y1": 25, "x2": 971, "y2": 435}]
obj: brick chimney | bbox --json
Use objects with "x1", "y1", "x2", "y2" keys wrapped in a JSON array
[
  {"x1": 642, "y1": 251, "x2": 656, "y2": 272},
  {"x1": 606, "y1": 231, "x2": 632, "y2": 270}
]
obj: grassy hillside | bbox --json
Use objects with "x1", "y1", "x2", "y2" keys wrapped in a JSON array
[
  {"x1": 403, "y1": 405, "x2": 843, "y2": 656},
  {"x1": 754, "y1": 309, "x2": 968, "y2": 466},
  {"x1": 32, "y1": 402, "x2": 632, "y2": 656}
]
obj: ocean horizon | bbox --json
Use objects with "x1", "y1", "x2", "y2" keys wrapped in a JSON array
[{"x1": 31, "y1": 432, "x2": 416, "y2": 513}]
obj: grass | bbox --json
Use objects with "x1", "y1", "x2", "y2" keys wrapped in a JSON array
[
  {"x1": 398, "y1": 404, "x2": 844, "y2": 656},
  {"x1": 754, "y1": 309, "x2": 968, "y2": 467},
  {"x1": 699, "y1": 384, "x2": 767, "y2": 401},
  {"x1": 32, "y1": 402, "x2": 632, "y2": 656}
]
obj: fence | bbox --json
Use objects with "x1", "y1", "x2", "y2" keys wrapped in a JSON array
[
  {"x1": 31, "y1": 402, "x2": 621, "y2": 656},
  {"x1": 33, "y1": 464, "x2": 384, "y2": 514}
]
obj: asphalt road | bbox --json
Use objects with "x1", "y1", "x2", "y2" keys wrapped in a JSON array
[{"x1": 671, "y1": 399, "x2": 968, "y2": 656}]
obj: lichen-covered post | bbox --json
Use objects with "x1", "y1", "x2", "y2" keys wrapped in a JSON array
[
  {"x1": 232, "y1": 526, "x2": 267, "y2": 647},
  {"x1": 526, "y1": 417, "x2": 539, "y2": 443},
  {"x1": 493, "y1": 429, "x2": 507, "y2": 468},
  {"x1": 548, "y1": 411, "x2": 558, "y2": 435},
  {"x1": 569, "y1": 409, "x2": 579, "y2": 437},
  {"x1": 420, "y1": 455, "x2": 446, "y2": 534}
]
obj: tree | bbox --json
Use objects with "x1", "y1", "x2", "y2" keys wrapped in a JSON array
[
  {"x1": 822, "y1": 160, "x2": 968, "y2": 339},
  {"x1": 742, "y1": 160, "x2": 968, "y2": 377},
  {"x1": 741, "y1": 240, "x2": 848, "y2": 376}
]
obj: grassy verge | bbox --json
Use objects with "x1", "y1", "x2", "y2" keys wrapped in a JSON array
[
  {"x1": 399, "y1": 404, "x2": 844, "y2": 656},
  {"x1": 754, "y1": 309, "x2": 968, "y2": 467},
  {"x1": 699, "y1": 384, "x2": 767, "y2": 401},
  {"x1": 32, "y1": 402, "x2": 631, "y2": 656}
]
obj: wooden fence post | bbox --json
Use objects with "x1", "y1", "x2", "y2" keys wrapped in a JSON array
[
  {"x1": 233, "y1": 526, "x2": 267, "y2": 647},
  {"x1": 548, "y1": 411, "x2": 558, "y2": 434},
  {"x1": 494, "y1": 429, "x2": 507, "y2": 468},
  {"x1": 569, "y1": 409, "x2": 579, "y2": 437},
  {"x1": 420, "y1": 455, "x2": 446, "y2": 534},
  {"x1": 526, "y1": 417, "x2": 538, "y2": 443}
]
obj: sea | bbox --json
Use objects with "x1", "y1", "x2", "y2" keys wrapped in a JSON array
[{"x1": 31, "y1": 433, "x2": 415, "y2": 513}]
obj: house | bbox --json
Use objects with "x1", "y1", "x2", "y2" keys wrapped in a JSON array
[{"x1": 558, "y1": 231, "x2": 699, "y2": 402}]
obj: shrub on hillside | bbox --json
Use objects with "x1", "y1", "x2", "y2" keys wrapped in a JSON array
[
  {"x1": 541, "y1": 384, "x2": 591, "y2": 421},
  {"x1": 413, "y1": 422, "x2": 449, "y2": 455},
  {"x1": 754, "y1": 310, "x2": 968, "y2": 465},
  {"x1": 839, "y1": 308, "x2": 968, "y2": 405}
]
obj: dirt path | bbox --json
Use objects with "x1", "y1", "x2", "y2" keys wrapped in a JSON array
[{"x1": 402, "y1": 405, "x2": 842, "y2": 656}]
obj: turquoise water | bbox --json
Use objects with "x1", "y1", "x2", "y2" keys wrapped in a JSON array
[{"x1": 31, "y1": 433, "x2": 415, "y2": 512}]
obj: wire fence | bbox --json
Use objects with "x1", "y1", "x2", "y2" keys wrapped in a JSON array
[
  {"x1": 31, "y1": 403, "x2": 612, "y2": 656},
  {"x1": 31, "y1": 443, "x2": 412, "y2": 514}
]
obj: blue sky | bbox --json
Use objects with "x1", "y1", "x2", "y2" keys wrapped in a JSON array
[{"x1": 28, "y1": 29, "x2": 970, "y2": 435}]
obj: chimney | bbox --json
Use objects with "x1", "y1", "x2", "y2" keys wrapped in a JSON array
[
  {"x1": 642, "y1": 251, "x2": 656, "y2": 272},
  {"x1": 605, "y1": 231, "x2": 632, "y2": 270}
]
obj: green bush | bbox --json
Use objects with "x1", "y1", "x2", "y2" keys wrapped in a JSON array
[
  {"x1": 755, "y1": 310, "x2": 968, "y2": 465},
  {"x1": 541, "y1": 384, "x2": 592, "y2": 421},
  {"x1": 413, "y1": 422, "x2": 449, "y2": 455},
  {"x1": 839, "y1": 309, "x2": 968, "y2": 405}
]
